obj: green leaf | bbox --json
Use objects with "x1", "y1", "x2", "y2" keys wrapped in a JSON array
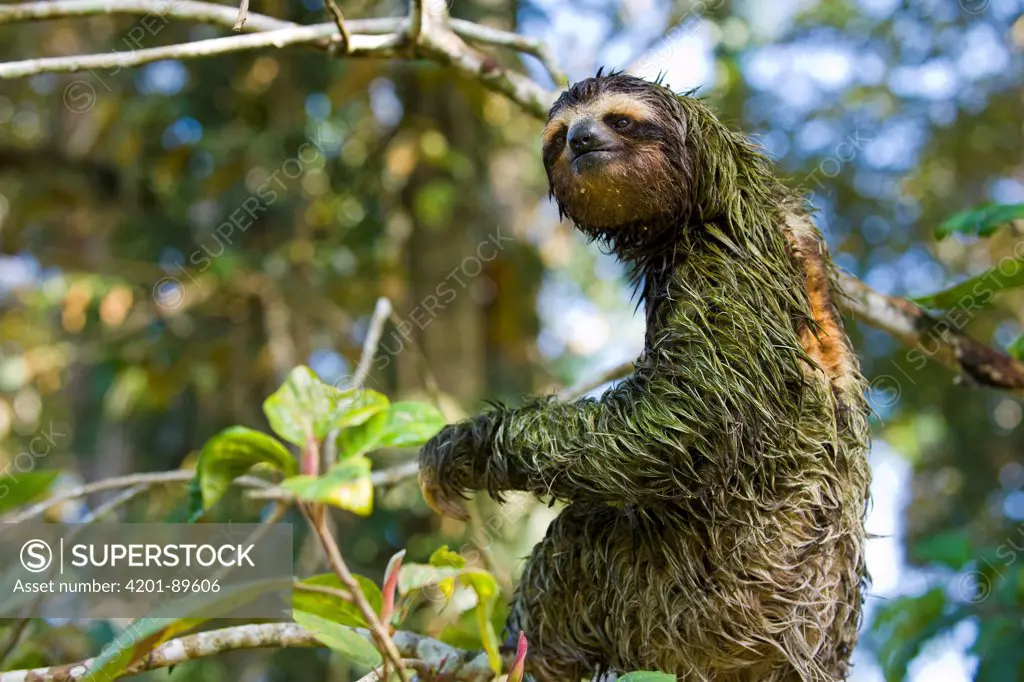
[
  {"x1": 460, "y1": 569, "x2": 499, "y2": 605},
  {"x1": 196, "y1": 426, "x2": 296, "y2": 509},
  {"x1": 293, "y1": 610, "x2": 382, "y2": 669},
  {"x1": 439, "y1": 598, "x2": 509, "y2": 651},
  {"x1": 293, "y1": 572, "x2": 383, "y2": 627},
  {"x1": 618, "y1": 673, "x2": 677, "y2": 682},
  {"x1": 936, "y1": 203, "x2": 1024, "y2": 240},
  {"x1": 869, "y1": 588, "x2": 959, "y2": 682},
  {"x1": 397, "y1": 562, "x2": 460, "y2": 597},
  {"x1": 462, "y1": 569, "x2": 502, "y2": 676},
  {"x1": 334, "y1": 412, "x2": 387, "y2": 460},
  {"x1": 397, "y1": 561, "x2": 493, "y2": 602},
  {"x1": 912, "y1": 259, "x2": 1024, "y2": 310},
  {"x1": 263, "y1": 366, "x2": 389, "y2": 447},
  {"x1": 83, "y1": 617, "x2": 180, "y2": 681},
  {"x1": 0, "y1": 471, "x2": 59, "y2": 514},
  {"x1": 911, "y1": 531, "x2": 974, "y2": 570},
  {"x1": 429, "y1": 545, "x2": 467, "y2": 569},
  {"x1": 374, "y1": 402, "x2": 446, "y2": 448},
  {"x1": 281, "y1": 456, "x2": 373, "y2": 515},
  {"x1": 335, "y1": 401, "x2": 446, "y2": 459},
  {"x1": 1009, "y1": 334, "x2": 1024, "y2": 361},
  {"x1": 396, "y1": 557, "x2": 501, "y2": 676},
  {"x1": 973, "y1": 618, "x2": 1024, "y2": 682}
]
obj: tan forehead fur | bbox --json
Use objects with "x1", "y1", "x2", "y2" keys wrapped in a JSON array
[{"x1": 542, "y1": 92, "x2": 657, "y2": 146}]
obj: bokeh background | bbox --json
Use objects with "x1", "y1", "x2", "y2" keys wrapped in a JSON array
[{"x1": 1, "y1": 0, "x2": 1024, "y2": 679}]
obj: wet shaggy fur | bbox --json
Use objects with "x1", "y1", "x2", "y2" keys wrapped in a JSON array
[{"x1": 418, "y1": 72, "x2": 871, "y2": 681}]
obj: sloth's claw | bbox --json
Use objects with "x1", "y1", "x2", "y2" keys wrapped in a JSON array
[{"x1": 419, "y1": 469, "x2": 470, "y2": 521}]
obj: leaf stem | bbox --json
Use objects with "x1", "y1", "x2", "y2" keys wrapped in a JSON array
[{"x1": 305, "y1": 507, "x2": 409, "y2": 682}]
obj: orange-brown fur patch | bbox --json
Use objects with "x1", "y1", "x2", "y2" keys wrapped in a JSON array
[
  {"x1": 782, "y1": 213, "x2": 860, "y2": 401},
  {"x1": 542, "y1": 93, "x2": 657, "y2": 146}
]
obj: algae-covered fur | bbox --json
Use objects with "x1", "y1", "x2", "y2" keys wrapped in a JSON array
[{"x1": 418, "y1": 72, "x2": 871, "y2": 682}]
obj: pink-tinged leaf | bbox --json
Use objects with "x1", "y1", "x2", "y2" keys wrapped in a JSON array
[
  {"x1": 508, "y1": 631, "x2": 528, "y2": 682},
  {"x1": 381, "y1": 549, "x2": 406, "y2": 629}
]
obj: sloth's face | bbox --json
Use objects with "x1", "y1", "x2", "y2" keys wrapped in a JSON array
[{"x1": 542, "y1": 76, "x2": 689, "y2": 231}]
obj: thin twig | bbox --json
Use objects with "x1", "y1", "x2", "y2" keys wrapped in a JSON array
[
  {"x1": 210, "y1": 502, "x2": 290, "y2": 586},
  {"x1": 354, "y1": 297, "x2": 393, "y2": 388},
  {"x1": 247, "y1": 462, "x2": 418, "y2": 512},
  {"x1": 0, "y1": 470, "x2": 269, "y2": 524},
  {"x1": 78, "y1": 483, "x2": 147, "y2": 523},
  {"x1": 449, "y1": 19, "x2": 566, "y2": 86},
  {"x1": 0, "y1": 467, "x2": 419, "y2": 526},
  {"x1": 559, "y1": 359, "x2": 634, "y2": 400},
  {"x1": 356, "y1": 658, "x2": 430, "y2": 682},
  {"x1": 324, "y1": 297, "x2": 392, "y2": 465},
  {"x1": 408, "y1": 0, "x2": 424, "y2": 44},
  {"x1": 387, "y1": 310, "x2": 447, "y2": 414},
  {"x1": 0, "y1": 487, "x2": 151, "y2": 666},
  {"x1": 0, "y1": 25, "x2": 403, "y2": 78},
  {"x1": 0, "y1": 0, "x2": 554, "y2": 117},
  {"x1": 323, "y1": 0, "x2": 351, "y2": 53},
  {"x1": 307, "y1": 510, "x2": 410, "y2": 682},
  {"x1": 0, "y1": 620, "x2": 30, "y2": 671},
  {"x1": 233, "y1": 0, "x2": 248, "y2": 30},
  {"x1": 370, "y1": 460, "x2": 419, "y2": 489}
]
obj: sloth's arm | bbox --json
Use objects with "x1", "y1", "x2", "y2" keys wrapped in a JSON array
[
  {"x1": 417, "y1": 302, "x2": 808, "y2": 516},
  {"x1": 417, "y1": 377, "x2": 702, "y2": 514}
]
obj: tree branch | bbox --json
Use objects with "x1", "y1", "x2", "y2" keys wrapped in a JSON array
[
  {"x1": 0, "y1": 622, "x2": 497, "y2": 682},
  {"x1": 0, "y1": 470, "x2": 252, "y2": 524},
  {"x1": 838, "y1": 272, "x2": 1024, "y2": 393},
  {"x1": 0, "y1": 0, "x2": 354, "y2": 32},
  {"x1": 450, "y1": 20, "x2": 566, "y2": 86},
  {"x1": 0, "y1": 0, "x2": 567, "y2": 87},
  {"x1": 233, "y1": 0, "x2": 249, "y2": 30},
  {"x1": 322, "y1": 0, "x2": 351, "y2": 53},
  {"x1": 0, "y1": 24, "x2": 403, "y2": 78},
  {"x1": 408, "y1": 0, "x2": 425, "y2": 44}
]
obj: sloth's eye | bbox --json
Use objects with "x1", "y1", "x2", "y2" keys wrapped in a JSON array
[
  {"x1": 611, "y1": 116, "x2": 632, "y2": 130},
  {"x1": 554, "y1": 132, "x2": 567, "y2": 146}
]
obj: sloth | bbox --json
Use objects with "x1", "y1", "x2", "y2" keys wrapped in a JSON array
[{"x1": 418, "y1": 71, "x2": 871, "y2": 682}]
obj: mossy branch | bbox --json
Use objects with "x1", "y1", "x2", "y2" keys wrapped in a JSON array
[
  {"x1": 839, "y1": 272, "x2": 1024, "y2": 394},
  {"x1": 0, "y1": 623, "x2": 498, "y2": 682}
]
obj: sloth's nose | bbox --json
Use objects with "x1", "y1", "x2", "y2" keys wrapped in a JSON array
[{"x1": 568, "y1": 120, "x2": 602, "y2": 155}]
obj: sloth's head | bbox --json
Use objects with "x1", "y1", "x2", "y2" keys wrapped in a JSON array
[{"x1": 542, "y1": 71, "x2": 695, "y2": 232}]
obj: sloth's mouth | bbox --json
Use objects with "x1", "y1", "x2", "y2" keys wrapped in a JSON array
[{"x1": 572, "y1": 149, "x2": 617, "y2": 174}]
